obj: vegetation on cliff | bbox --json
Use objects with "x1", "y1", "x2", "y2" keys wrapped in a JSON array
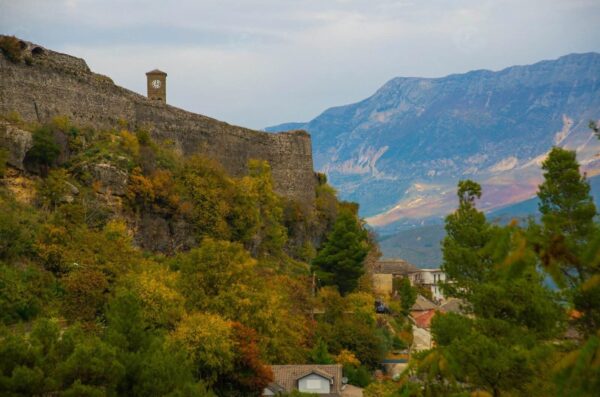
[{"x1": 0, "y1": 115, "x2": 385, "y2": 396}]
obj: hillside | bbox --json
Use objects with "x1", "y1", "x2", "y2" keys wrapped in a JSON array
[
  {"x1": 267, "y1": 53, "x2": 600, "y2": 228},
  {"x1": 0, "y1": 35, "x2": 400, "y2": 396},
  {"x1": 0, "y1": 114, "x2": 388, "y2": 395}
]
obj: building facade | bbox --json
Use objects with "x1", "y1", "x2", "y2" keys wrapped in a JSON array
[{"x1": 408, "y1": 269, "x2": 447, "y2": 302}]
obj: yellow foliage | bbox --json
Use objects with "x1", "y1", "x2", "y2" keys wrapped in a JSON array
[
  {"x1": 120, "y1": 129, "x2": 139, "y2": 157},
  {"x1": 336, "y1": 349, "x2": 361, "y2": 367},
  {"x1": 470, "y1": 391, "x2": 493, "y2": 397},
  {"x1": 126, "y1": 266, "x2": 185, "y2": 328},
  {"x1": 582, "y1": 274, "x2": 600, "y2": 292},
  {"x1": 127, "y1": 167, "x2": 155, "y2": 205},
  {"x1": 51, "y1": 115, "x2": 71, "y2": 131},
  {"x1": 169, "y1": 312, "x2": 234, "y2": 379},
  {"x1": 346, "y1": 292, "x2": 376, "y2": 324}
]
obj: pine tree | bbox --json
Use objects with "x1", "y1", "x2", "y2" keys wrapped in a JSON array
[
  {"x1": 536, "y1": 147, "x2": 599, "y2": 336},
  {"x1": 312, "y1": 206, "x2": 369, "y2": 295},
  {"x1": 441, "y1": 180, "x2": 494, "y2": 297},
  {"x1": 536, "y1": 147, "x2": 597, "y2": 287}
]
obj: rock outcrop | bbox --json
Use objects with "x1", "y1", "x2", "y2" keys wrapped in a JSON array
[{"x1": 0, "y1": 121, "x2": 32, "y2": 170}]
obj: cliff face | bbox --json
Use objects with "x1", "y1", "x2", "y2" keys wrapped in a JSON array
[{"x1": 0, "y1": 39, "x2": 315, "y2": 203}]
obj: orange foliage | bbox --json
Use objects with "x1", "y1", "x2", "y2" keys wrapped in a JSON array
[{"x1": 227, "y1": 322, "x2": 274, "y2": 392}]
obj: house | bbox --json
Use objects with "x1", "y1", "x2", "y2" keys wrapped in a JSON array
[
  {"x1": 263, "y1": 364, "x2": 344, "y2": 396},
  {"x1": 410, "y1": 295, "x2": 439, "y2": 329},
  {"x1": 412, "y1": 309, "x2": 437, "y2": 329},
  {"x1": 411, "y1": 294, "x2": 437, "y2": 313},
  {"x1": 372, "y1": 258, "x2": 417, "y2": 296},
  {"x1": 407, "y1": 269, "x2": 446, "y2": 302},
  {"x1": 439, "y1": 297, "x2": 466, "y2": 314}
]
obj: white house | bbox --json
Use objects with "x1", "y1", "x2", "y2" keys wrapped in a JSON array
[
  {"x1": 408, "y1": 269, "x2": 447, "y2": 302},
  {"x1": 263, "y1": 364, "x2": 344, "y2": 396}
]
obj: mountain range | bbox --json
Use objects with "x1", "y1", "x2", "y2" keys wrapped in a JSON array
[{"x1": 267, "y1": 53, "x2": 600, "y2": 264}]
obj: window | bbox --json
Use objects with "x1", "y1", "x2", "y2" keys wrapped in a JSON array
[{"x1": 306, "y1": 379, "x2": 321, "y2": 389}]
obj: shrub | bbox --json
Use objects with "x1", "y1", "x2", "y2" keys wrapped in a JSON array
[
  {"x1": 0, "y1": 35, "x2": 24, "y2": 63},
  {"x1": 0, "y1": 147, "x2": 8, "y2": 177},
  {"x1": 0, "y1": 263, "x2": 43, "y2": 324},
  {"x1": 27, "y1": 127, "x2": 60, "y2": 176},
  {"x1": 62, "y1": 267, "x2": 109, "y2": 323}
]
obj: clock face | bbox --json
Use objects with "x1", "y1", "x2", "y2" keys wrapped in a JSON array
[{"x1": 151, "y1": 79, "x2": 161, "y2": 89}]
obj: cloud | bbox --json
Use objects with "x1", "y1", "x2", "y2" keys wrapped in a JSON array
[{"x1": 1, "y1": 0, "x2": 599, "y2": 128}]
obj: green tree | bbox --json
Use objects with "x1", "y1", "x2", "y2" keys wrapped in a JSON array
[
  {"x1": 411, "y1": 186, "x2": 565, "y2": 397},
  {"x1": 309, "y1": 338, "x2": 334, "y2": 364},
  {"x1": 27, "y1": 126, "x2": 61, "y2": 176},
  {"x1": 312, "y1": 206, "x2": 369, "y2": 295},
  {"x1": 442, "y1": 179, "x2": 495, "y2": 298},
  {"x1": 0, "y1": 193, "x2": 38, "y2": 261},
  {"x1": 397, "y1": 277, "x2": 416, "y2": 316},
  {"x1": 536, "y1": 147, "x2": 597, "y2": 288}
]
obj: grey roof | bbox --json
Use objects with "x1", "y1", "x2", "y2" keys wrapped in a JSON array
[
  {"x1": 265, "y1": 382, "x2": 286, "y2": 393},
  {"x1": 270, "y1": 364, "x2": 343, "y2": 394},
  {"x1": 374, "y1": 259, "x2": 418, "y2": 275},
  {"x1": 440, "y1": 298, "x2": 466, "y2": 314},
  {"x1": 146, "y1": 68, "x2": 167, "y2": 75},
  {"x1": 411, "y1": 295, "x2": 438, "y2": 311}
]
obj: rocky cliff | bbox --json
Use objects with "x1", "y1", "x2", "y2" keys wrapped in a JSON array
[{"x1": 0, "y1": 38, "x2": 315, "y2": 204}]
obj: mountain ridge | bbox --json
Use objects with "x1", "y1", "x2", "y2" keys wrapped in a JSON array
[{"x1": 267, "y1": 52, "x2": 600, "y2": 227}]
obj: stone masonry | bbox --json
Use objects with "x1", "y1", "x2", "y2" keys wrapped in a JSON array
[{"x1": 0, "y1": 38, "x2": 315, "y2": 203}]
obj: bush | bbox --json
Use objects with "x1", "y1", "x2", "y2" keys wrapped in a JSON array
[
  {"x1": 0, "y1": 147, "x2": 8, "y2": 177},
  {"x1": 0, "y1": 196, "x2": 38, "y2": 260},
  {"x1": 0, "y1": 35, "x2": 24, "y2": 63},
  {"x1": 392, "y1": 335, "x2": 407, "y2": 350},
  {"x1": 0, "y1": 263, "x2": 44, "y2": 324},
  {"x1": 27, "y1": 127, "x2": 60, "y2": 175},
  {"x1": 344, "y1": 364, "x2": 372, "y2": 388}
]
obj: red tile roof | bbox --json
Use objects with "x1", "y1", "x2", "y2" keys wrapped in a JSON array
[{"x1": 412, "y1": 309, "x2": 437, "y2": 329}]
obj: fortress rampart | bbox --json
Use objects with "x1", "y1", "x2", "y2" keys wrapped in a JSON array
[{"x1": 0, "y1": 39, "x2": 315, "y2": 203}]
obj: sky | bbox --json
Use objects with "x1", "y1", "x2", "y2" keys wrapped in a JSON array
[{"x1": 2, "y1": 0, "x2": 600, "y2": 129}]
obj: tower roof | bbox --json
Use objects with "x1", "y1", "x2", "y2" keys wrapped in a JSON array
[{"x1": 146, "y1": 69, "x2": 167, "y2": 76}]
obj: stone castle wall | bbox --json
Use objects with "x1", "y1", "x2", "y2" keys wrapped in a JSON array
[{"x1": 0, "y1": 40, "x2": 315, "y2": 203}]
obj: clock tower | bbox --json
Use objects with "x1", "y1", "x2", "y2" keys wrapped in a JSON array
[{"x1": 146, "y1": 69, "x2": 167, "y2": 103}]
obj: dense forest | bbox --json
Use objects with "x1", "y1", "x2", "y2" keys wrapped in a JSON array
[{"x1": 0, "y1": 114, "x2": 413, "y2": 396}]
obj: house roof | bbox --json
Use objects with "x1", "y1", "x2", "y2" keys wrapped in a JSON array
[
  {"x1": 270, "y1": 364, "x2": 343, "y2": 394},
  {"x1": 412, "y1": 309, "x2": 437, "y2": 329},
  {"x1": 440, "y1": 298, "x2": 466, "y2": 314},
  {"x1": 265, "y1": 382, "x2": 286, "y2": 394},
  {"x1": 374, "y1": 259, "x2": 418, "y2": 275},
  {"x1": 409, "y1": 268, "x2": 442, "y2": 273},
  {"x1": 146, "y1": 68, "x2": 167, "y2": 75},
  {"x1": 411, "y1": 295, "x2": 438, "y2": 311}
]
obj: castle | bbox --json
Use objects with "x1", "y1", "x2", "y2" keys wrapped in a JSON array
[{"x1": 0, "y1": 38, "x2": 315, "y2": 203}]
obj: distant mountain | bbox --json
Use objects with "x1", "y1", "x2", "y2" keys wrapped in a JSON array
[
  {"x1": 267, "y1": 53, "x2": 600, "y2": 229},
  {"x1": 377, "y1": 174, "x2": 600, "y2": 268}
]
